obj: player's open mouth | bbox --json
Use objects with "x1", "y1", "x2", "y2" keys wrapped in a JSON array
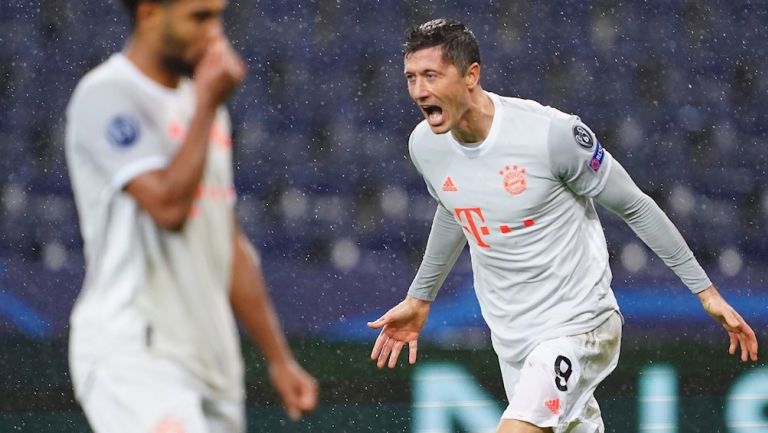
[{"x1": 422, "y1": 105, "x2": 444, "y2": 126}]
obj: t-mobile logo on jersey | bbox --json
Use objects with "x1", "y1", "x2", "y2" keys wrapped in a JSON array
[
  {"x1": 167, "y1": 120, "x2": 232, "y2": 149},
  {"x1": 454, "y1": 207, "x2": 491, "y2": 248},
  {"x1": 454, "y1": 207, "x2": 536, "y2": 249}
]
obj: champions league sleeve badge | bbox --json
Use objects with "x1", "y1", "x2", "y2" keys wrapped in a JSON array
[
  {"x1": 588, "y1": 139, "x2": 605, "y2": 172},
  {"x1": 572, "y1": 125, "x2": 594, "y2": 149},
  {"x1": 106, "y1": 114, "x2": 141, "y2": 148}
]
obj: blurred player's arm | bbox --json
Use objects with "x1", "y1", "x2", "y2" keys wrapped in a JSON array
[
  {"x1": 230, "y1": 224, "x2": 318, "y2": 420},
  {"x1": 368, "y1": 204, "x2": 466, "y2": 368},
  {"x1": 125, "y1": 35, "x2": 244, "y2": 230},
  {"x1": 594, "y1": 160, "x2": 758, "y2": 362},
  {"x1": 124, "y1": 106, "x2": 216, "y2": 230}
]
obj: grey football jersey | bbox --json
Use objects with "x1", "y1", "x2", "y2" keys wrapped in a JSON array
[
  {"x1": 408, "y1": 93, "x2": 620, "y2": 364},
  {"x1": 65, "y1": 54, "x2": 242, "y2": 399}
]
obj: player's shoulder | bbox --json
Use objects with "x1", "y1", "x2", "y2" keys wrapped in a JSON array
[
  {"x1": 407, "y1": 119, "x2": 436, "y2": 152},
  {"x1": 494, "y1": 93, "x2": 573, "y2": 124},
  {"x1": 409, "y1": 119, "x2": 431, "y2": 142},
  {"x1": 496, "y1": 94, "x2": 587, "y2": 146},
  {"x1": 69, "y1": 54, "x2": 138, "y2": 111}
]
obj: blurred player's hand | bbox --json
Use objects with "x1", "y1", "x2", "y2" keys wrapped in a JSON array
[
  {"x1": 368, "y1": 296, "x2": 431, "y2": 368},
  {"x1": 194, "y1": 33, "x2": 246, "y2": 110},
  {"x1": 698, "y1": 285, "x2": 758, "y2": 362},
  {"x1": 268, "y1": 359, "x2": 318, "y2": 421}
]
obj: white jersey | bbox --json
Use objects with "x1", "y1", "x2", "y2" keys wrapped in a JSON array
[
  {"x1": 65, "y1": 54, "x2": 243, "y2": 400},
  {"x1": 408, "y1": 92, "x2": 620, "y2": 364}
]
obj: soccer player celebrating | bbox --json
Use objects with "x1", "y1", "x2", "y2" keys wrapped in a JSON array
[
  {"x1": 65, "y1": 1, "x2": 317, "y2": 431},
  {"x1": 368, "y1": 18, "x2": 758, "y2": 433}
]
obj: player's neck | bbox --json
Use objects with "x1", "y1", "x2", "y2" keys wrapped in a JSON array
[
  {"x1": 123, "y1": 39, "x2": 181, "y2": 89},
  {"x1": 451, "y1": 90, "x2": 494, "y2": 144}
]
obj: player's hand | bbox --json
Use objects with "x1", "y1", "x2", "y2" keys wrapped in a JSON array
[
  {"x1": 194, "y1": 33, "x2": 246, "y2": 110},
  {"x1": 367, "y1": 296, "x2": 431, "y2": 368},
  {"x1": 268, "y1": 359, "x2": 318, "y2": 421},
  {"x1": 698, "y1": 285, "x2": 758, "y2": 362}
]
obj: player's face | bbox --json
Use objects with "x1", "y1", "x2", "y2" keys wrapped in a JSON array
[
  {"x1": 404, "y1": 46, "x2": 470, "y2": 135},
  {"x1": 157, "y1": 0, "x2": 227, "y2": 76}
]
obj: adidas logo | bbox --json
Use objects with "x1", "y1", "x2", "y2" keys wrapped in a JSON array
[
  {"x1": 442, "y1": 176, "x2": 458, "y2": 192},
  {"x1": 544, "y1": 398, "x2": 560, "y2": 415}
]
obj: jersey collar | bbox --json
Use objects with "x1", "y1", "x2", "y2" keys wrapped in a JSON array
[{"x1": 112, "y1": 53, "x2": 179, "y2": 101}]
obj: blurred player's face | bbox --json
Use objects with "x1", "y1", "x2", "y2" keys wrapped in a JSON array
[
  {"x1": 404, "y1": 46, "x2": 472, "y2": 135},
  {"x1": 155, "y1": 0, "x2": 227, "y2": 76}
]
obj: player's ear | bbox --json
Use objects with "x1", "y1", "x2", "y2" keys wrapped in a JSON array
[
  {"x1": 135, "y1": 1, "x2": 164, "y2": 30},
  {"x1": 465, "y1": 62, "x2": 481, "y2": 89}
]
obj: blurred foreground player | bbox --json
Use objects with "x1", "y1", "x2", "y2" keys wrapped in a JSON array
[
  {"x1": 369, "y1": 18, "x2": 758, "y2": 433},
  {"x1": 65, "y1": 1, "x2": 317, "y2": 431}
]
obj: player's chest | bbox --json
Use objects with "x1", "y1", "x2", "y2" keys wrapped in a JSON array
[{"x1": 426, "y1": 151, "x2": 557, "y2": 218}]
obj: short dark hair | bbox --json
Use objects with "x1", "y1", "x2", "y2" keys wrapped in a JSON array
[
  {"x1": 120, "y1": 0, "x2": 171, "y2": 27},
  {"x1": 403, "y1": 18, "x2": 481, "y2": 75}
]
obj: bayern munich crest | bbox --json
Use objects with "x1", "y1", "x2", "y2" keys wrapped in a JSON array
[{"x1": 499, "y1": 164, "x2": 527, "y2": 195}]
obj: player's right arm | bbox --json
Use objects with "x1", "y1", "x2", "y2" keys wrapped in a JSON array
[
  {"x1": 368, "y1": 205, "x2": 466, "y2": 368},
  {"x1": 125, "y1": 35, "x2": 245, "y2": 230},
  {"x1": 368, "y1": 131, "x2": 467, "y2": 368}
]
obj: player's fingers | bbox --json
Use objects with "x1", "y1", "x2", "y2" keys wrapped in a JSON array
[
  {"x1": 408, "y1": 339, "x2": 418, "y2": 365},
  {"x1": 738, "y1": 326, "x2": 757, "y2": 362},
  {"x1": 736, "y1": 332, "x2": 749, "y2": 362},
  {"x1": 728, "y1": 332, "x2": 744, "y2": 362},
  {"x1": 299, "y1": 378, "x2": 319, "y2": 410},
  {"x1": 292, "y1": 377, "x2": 317, "y2": 412},
  {"x1": 370, "y1": 329, "x2": 387, "y2": 360},
  {"x1": 388, "y1": 341, "x2": 405, "y2": 369},
  {"x1": 746, "y1": 326, "x2": 759, "y2": 361},
  {"x1": 205, "y1": 38, "x2": 226, "y2": 62},
  {"x1": 728, "y1": 331, "x2": 737, "y2": 355},
  {"x1": 367, "y1": 313, "x2": 388, "y2": 329},
  {"x1": 222, "y1": 43, "x2": 246, "y2": 78},
  {"x1": 231, "y1": 56, "x2": 246, "y2": 80},
  {"x1": 277, "y1": 384, "x2": 302, "y2": 421},
  {"x1": 377, "y1": 337, "x2": 395, "y2": 369},
  {"x1": 285, "y1": 406, "x2": 301, "y2": 421},
  {"x1": 734, "y1": 318, "x2": 759, "y2": 362},
  {"x1": 749, "y1": 336, "x2": 759, "y2": 362}
]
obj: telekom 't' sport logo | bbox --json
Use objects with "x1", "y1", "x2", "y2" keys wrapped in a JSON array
[{"x1": 454, "y1": 207, "x2": 535, "y2": 249}]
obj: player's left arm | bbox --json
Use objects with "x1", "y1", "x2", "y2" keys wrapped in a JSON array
[
  {"x1": 229, "y1": 223, "x2": 319, "y2": 419},
  {"x1": 547, "y1": 112, "x2": 757, "y2": 362},
  {"x1": 594, "y1": 160, "x2": 758, "y2": 362}
]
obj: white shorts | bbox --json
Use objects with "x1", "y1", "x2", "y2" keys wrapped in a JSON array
[
  {"x1": 74, "y1": 352, "x2": 245, "y2": 433},
  {"x1": 499, "y1": 312, "x2": 622, "y2": 433}
]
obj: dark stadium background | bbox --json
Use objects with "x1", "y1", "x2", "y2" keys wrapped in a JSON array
[{"x1": 1, "y1": 1, "x2": 766, "y2": 432}]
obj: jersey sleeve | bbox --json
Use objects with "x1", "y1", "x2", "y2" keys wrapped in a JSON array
[
  {"x1": 595, "y1": 160, "x2": 712, "y2": 293},
  {"x1": 408, "y1": 127, "x2": 440, "y2": 201},
  {"x1": 67, "y1": 80, "x2": 169, "y2": 190},
  {"x1": 407, "y1": 204, "x2": 467, "y2": 301},
  {"x1": 547, "y1": 113, "x2": 613, "y2": 197}
]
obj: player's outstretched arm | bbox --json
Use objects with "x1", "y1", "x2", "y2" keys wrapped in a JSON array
[
  {"x1": 594, "y1": 161, "x2": 758, "y2": 362},
  {"x1": 368, "y1": 296, "x2": 431, "y2": 368},
  {"x1": 698, "y1": 285, "x2": 758, "y2": 362},
  {"x1": 593, "y1": 160, "x2": 759, "y2": 362},
  {"x1": 229, "y1": 224, "x2": 318, "y2": 420}
]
